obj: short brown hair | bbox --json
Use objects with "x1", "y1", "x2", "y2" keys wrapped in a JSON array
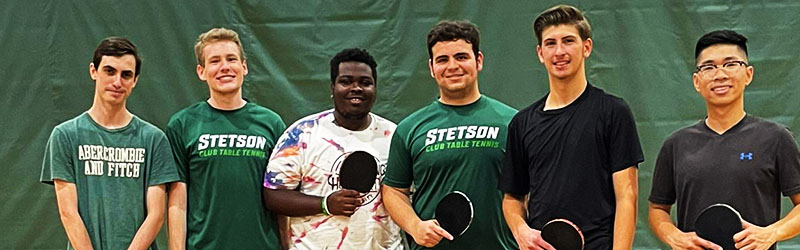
[
  {"x1": 533, "y1": 5, "x2": 592, "y2": 45},
  {"x1": 426, "y1": 20, "x2": 480, "y2": 60},
  {"x1": 194, "y1": 27, "x2": 245, "y2": 66}
]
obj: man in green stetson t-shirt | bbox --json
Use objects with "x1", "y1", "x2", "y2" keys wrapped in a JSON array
[
  {"x1": 40, "y1": 37, "x2": 180, "y2": 250},
  {"x1": 382, "y1": 20, "x2": 518, "y2": 250},
  {"x1": 166, "y1": 28, "x2": 286, "y2": 249}
]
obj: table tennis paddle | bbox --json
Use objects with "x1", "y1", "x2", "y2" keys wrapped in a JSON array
[
  {"x1": 435, "y1": 191, "x2": 474, "y2": 238},
  {"x1": 694, "y1": 203, "x2": 743, "y2": 250},
  {"x1": 338, "y1": 150, "x2": 378, "y2": 193},
  {"x1": 541, "y1": 218, "x2": 584, "y2": 250}
]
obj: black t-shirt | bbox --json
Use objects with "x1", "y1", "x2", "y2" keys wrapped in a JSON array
[
  {"x1": 499, "y1": 84, "x2": 644, "y2": 250},
  {"x1": 649, "y1": 115, "x2": 800, "y2": 242}
]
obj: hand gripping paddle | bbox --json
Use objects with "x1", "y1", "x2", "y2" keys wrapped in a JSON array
[
  {"x1": 694, "y1": 203, "x2": 743, "y2": 250},
  {"x1": 541, "y1": 218, "x2": 584, "y2": 250},
  {"x1": 434, "y1": 191, "x2": 474, "y2": 238},
  {"x1": 338, "y1": 150, "x2": 378, "y2": 193}
]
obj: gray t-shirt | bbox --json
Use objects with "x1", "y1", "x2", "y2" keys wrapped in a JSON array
[{"x1": 650, "y1": 115, "x2": 800, "y2": 235}]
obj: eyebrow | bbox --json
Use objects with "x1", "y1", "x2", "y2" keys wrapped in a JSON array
[{"x1": 699, "y1": 56, "x2": 741, "y2": 65}]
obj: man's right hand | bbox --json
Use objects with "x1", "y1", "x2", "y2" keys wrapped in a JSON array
[
  {"x1": 410, "y1": 220, "x2": 453, "y2": 247},
  {"x1": 667, "y1": 231, "x2": 722, "y2": 250},
  {"x1": 514, "y1": 224, "x2": 555, "y2": 250},
  {"x1": 325, "y1": 189, "x2": 362, "y2": 216}
]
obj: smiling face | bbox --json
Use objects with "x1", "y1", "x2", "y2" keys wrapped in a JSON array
[
  {"x1": 332, "y1": 61, "x2": 376, "y2": 120},
  {"x1": 692, "y1": 44, "x2": 753, "y2": 108},
  {"x1": 90, "y1": 54, "x2": 138, "y2": 106},
  {"x1": 428, "y1": 39, "x2": 483, "y2": 97},
  {"x1": 536, "y1": 24, "x2": 592, "y2": 81},
  {"x1": 196, "y1": 40, "x2": 248, "y2": 96}
]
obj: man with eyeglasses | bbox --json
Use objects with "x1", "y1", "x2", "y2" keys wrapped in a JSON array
[{"x1": 648, "y1": 30, "x2": 800, "y2": 250}]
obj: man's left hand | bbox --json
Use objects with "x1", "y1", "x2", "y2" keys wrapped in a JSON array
[{"x1": 733, "y1": 220, "x2": 777, "y2": 250}]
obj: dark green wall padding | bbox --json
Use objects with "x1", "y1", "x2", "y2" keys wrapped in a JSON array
[{"x1": 2, "y1": 1, "x2": 799, "y2": 249}]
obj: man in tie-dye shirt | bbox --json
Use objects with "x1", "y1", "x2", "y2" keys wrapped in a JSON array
[{"x1": 263, "y1": 48, "x2": 402, "y2": 250}]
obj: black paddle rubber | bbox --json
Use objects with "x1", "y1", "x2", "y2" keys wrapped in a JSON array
[
  {"x1": 435, "y1": 191, "x2": 474, "y2": 237},
  {"x1": 339, "y1": 151, "x2": 378, "y2": 193},
  {"x1": 541, "y1": 219, "x2": 584, "y2": 250},
  {"x1": 695, "y1": 203, "x2": 743, "y2": 250}
]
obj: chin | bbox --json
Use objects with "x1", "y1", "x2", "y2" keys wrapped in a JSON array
[{"x1": 340, "y1": 111, "x2": 369, "y2": 120}]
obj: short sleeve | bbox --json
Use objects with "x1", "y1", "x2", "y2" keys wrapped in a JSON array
[
  {"x1": 148, "y1": 131, "x2": 181, "y2": 186},
  {"x1": 264, "y1": 123, "x2": 304, "y2": 190},
  {"x1": 498, "y1": 115, "x2": 530, "y2": 195},
  {"x1": 649, "y1": 136, "x2": 676, "y2": 205},
  {"x1": 607, "y1": 99, "x2": 644, "y2": 172},
  {"x1": 41, "y1": 126, "x2": 75, "y2": 184},
  {"x1": 383, "y1": 127, "x2": 413, "y2": 188},
  {"x1": 166, "y1": 118, "x2": 189, "y2": 182},
  {"x1": 776, "y1": 127, "x2": 800, "y2": 196}
]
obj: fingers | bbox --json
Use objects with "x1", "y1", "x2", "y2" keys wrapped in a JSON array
[
  {"x1": 433, "y1": 224, "x2": 454, "y2": 241},
  {"x1": 537, "y1": 238, "x2": 556, "y2": 250},
  {"x1": 413, "y1": 220, "x2": 446, "y2": 247},
  {"x1": 694, "y1": 237, "x2": 722, "y2": 250}
]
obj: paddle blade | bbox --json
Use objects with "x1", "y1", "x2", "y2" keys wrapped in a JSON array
[
  {"x1": 338, "y1": 151, "x2": 378, "y2": 193},
  {"x1": 695, "y1": 204, "x2": 743, "y2": 250},
  {"x1": 435, "y1": 191, "x2": 474, "y2": 237},
  {"x1": 541, "y1": 219, "x2": 584, "y2": 250}
]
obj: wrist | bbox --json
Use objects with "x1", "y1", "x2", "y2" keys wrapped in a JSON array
[{"x1": 321, "y1": 192, "x2": 332, "y2": 215}]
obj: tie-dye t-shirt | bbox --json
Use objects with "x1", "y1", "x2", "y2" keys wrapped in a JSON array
[{"x1": 264, "y1": 109, "x2": 402, "y2": 250}]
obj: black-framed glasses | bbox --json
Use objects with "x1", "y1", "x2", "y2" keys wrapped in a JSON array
[{"x1": 694, "y1": 60, "x2": 749, "y2": 76}]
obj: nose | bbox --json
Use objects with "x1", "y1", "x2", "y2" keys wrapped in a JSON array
[
  {"x1": 711, "y1": 67, "x2": 730, "y2": 81},
  {"x1": 111, "y1": 74, "x2": 123, "y2": 88},
  {"x1": 554, "y1": 42, "x2": 567, "y2": 56}
]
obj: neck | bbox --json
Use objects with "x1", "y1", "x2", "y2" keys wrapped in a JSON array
[
  {"x1": 705, "y1": 100, "x2": 746, "y2": 135},
  {"x1": 333, "y1": 112, "x2": 372, "y2": 131},
  {"x1": 207, "y1": 90, "x2": 246, "y2": 110},
  {"x1": 438, "y1": 82, "x2": 481, "y2": 106},
  {"x1": 544, "y1": 70, "x2": 588, "y2": 110},
  {"x1": 87, "y1": 99, "x2": 132, "y2": 129}
]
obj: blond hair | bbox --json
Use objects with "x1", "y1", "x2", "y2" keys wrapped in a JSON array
[{"x1": 194, "y1": 27, "x2": 245, "y2": 66}]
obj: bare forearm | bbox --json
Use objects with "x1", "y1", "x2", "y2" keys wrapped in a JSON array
[
  {"x1": 381, "y1": 185, "x2": 422, "y2": 232},
  {"x1": 128, "y1": 212, "x2": 163, "y2": 250},
  {"x1": 502, "y1": 194, "x2": 530, "y2": 238},
  {"x1": 612, "y1": 196, "x2": 636, "y2": 250},
  {"x1": 648, "y1": 204, "x2": 681, "y2": 246},
  {"x1": 129, "y1": 185, "x2": 166, "y2": 250},
  {"x1": 54, "y1": 180, "x2": 94, "y2": 250},
  {"x1": 770, "y1": 201, "x2": 800, "y2": 241},
  {"x1": 167, "y1": 182, "x2": 186, "y2": 250},
  {"x1": 611, "y1": 167, "x2": 637, "y2": 250},
  {"x1": 277, "y1": 215, "x2": 291, "y2": 250},
  {"x1": 263, "y1": 188, "x2": 323, "y2": 216},
  {"x1": 59, "y1": 212, "x2": 95, "y2": 250}
]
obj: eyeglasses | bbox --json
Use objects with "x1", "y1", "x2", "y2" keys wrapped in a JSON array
[{"x1": 694, "y1": 60, "x2": 749, "y2": 77}]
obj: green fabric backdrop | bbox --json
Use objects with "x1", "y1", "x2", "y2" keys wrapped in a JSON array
[{"x1": 2, "y1": 0, "x2": 798, "y2": 249}]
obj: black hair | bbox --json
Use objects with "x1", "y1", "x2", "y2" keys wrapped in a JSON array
[
  {"x1": 695, "y1": 29, "x2": 748, "y2": 59},
  {"x1": 92, "y1": 37, "x2": 141, "y2": 76},
  {"x1": 330, "y1": 48, "x2": 378, "y2": 84},
  {"x1": 426, "y1": 20, "x2": 480, "y2": 59}
]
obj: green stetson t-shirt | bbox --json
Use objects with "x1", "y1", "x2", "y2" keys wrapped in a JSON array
[
  {"x1": 40, "y1": 112, "x2": 180, "y2": 250},
  {"x1": 166, "y1": 102, "x2": 286, "y2": 249},
  {"x1": 383, "y1": 96, "x2": 518, "y2": 250}
]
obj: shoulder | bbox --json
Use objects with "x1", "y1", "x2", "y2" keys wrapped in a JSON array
[
  {"x1": 745, "y1": 116, "x2": 794, "y2": 139},
  {"x1": 132, "y1": 116, "x2": 168, "y2": 138},
  {"x1": 245, "y1": 102, "x2": 284, "y2": 121},
  {"x1": 395, "y1": 101, "x2": 439, "y2": 130},
  {"x1": 481, "y1": 95, "x2": 518, "y2": 113},
  {"x1": 168, "y1": 102, "x2": 206, "y2": 125},
  {"x1": 370, "y1": 112, "x2": 397, "y2": 129},
  {"x1": 663, "y1": 121, "x2": 704, "y2": 145},
  {"x1": 283, "y1": 110, "x2": 332, "y2": 132},
  {"x1": 589, "y1": 85, "x2": 631, "y2": 111}
]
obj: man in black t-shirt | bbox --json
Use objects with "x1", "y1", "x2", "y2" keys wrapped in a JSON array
[
  {"x1": 499, "y1": 5, "x2": 643, "y2": 250},
  {"x1": 648, "y1": 30, "x2": 800, "y2": 250}
]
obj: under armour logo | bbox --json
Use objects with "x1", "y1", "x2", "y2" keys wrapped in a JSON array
[{"x1": 740, "y1": 152, "x2": 753, "y2": 161}]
